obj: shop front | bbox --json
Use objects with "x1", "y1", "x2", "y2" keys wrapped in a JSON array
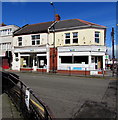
[
  {"x1": 57, "y1": 46, "x2": 106, "y2": 75},
  {"x1": 12, "y1": 46, "x2": 49, "y2": 72}
]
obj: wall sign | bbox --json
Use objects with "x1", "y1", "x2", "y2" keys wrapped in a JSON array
[
  {"x1": 70, "y1": 49, "x2": 75, "y2": 51},
  {"x1": 40, "y1": 60, "x2": 44, "y2": 66}
]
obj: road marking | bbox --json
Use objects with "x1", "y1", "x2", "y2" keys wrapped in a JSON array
[
  {"x1": 30, "y1": 99, "x2": 44, "y2": 113},
  {"x1": 12, "y1": 89, "x2": 45, "y2": 113}
]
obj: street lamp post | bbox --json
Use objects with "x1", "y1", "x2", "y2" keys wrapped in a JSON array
[
  {"x1": 50, "y1": 2, "x2": 56, "y2": 21},
  {"x1": 50, "y1": 2, "x2": 56, "y2": 73},
  {"x1": 111, "y1": 27, "x2": 115, "y2": 77}
]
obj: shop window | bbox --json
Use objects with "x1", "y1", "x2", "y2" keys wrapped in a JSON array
[
  {"x1": 20, "y1": 56, "x2": 33, "y2": 68},
  {"x1": 65, "y1": 33, "x2": 70, "y2": 44},
  {"x1": 95, "y1": 31, "x2": 100, "y2": 43},
  {"x1": 32, "y1": 35, "x2": 40, "y2": 45},
  {"x1": 37, "y1": 56, "x2": 47, "y2": 68},
  {"x1": 15, "y1": 53, "x2": 18, "y2": 58},
  {"x1": 18, "y1": 37, "x2": 22, "y2": 46},
  {"x1": 60, "y1": 56, "x2": 88, "y2": 64},
  {"x1": 73, "y1": 32, "x2": 78, "y2": 43},
  {"x1": 60, "y1": 56, "x2": 72, "y2": 63},
  {"x1": 74, "y1": 56, "x2": 88, "y2": 64},
  {"x1": 92, "y1": 57, "x2": 95, "y2": 63}
]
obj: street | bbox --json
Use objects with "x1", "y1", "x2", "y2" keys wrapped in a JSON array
[{"x1": 13, "y1": 72, "x2": 113, "y2": 118}]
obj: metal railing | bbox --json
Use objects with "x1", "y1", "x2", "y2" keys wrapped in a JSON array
[
  {"x1": 19, "y1": 65, "x2": 118, "y2": 77},
  {"x1": 3, "y1": 71, "x2": 54, "y2": 120}
]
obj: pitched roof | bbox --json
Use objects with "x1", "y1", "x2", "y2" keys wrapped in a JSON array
[
  {"x1": 14, "y1": 19, "x2": 106, "y2": 36},
  {"x1": 14, "y1": 21, "x2": 53, "y2": 36}
]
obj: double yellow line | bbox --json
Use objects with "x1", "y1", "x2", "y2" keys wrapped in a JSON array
[
  {"x1": 30, "y1": 99, "x2": 44, "y2": 112},
  {"x1": 13, "y1": 89, "x2": 45, "y2": 115}
]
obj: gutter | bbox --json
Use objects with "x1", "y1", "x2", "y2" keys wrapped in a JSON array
[{"x1": 48, "y1": 24, "x2": 106, "y2": 32}]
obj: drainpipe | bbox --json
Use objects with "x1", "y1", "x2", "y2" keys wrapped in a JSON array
[{"x1": 46, "y1": 33, "x2": 50, "y2": 73}]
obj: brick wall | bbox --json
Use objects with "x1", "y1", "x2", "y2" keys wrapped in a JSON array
[{"x1": 49, "y1": 48, "x2": 58, "y2": 72}]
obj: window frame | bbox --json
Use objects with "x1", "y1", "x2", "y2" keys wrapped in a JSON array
[
  {"x1": 95, "y1": 31, "x2": 100, "y2": 43},
  {"x1": 18, "y1": 37, "x2": 22, "y2": 46},
  {"x1": 60, "y1": 56, "x2": 88, "y2": 64},
  {"x1": 73, "y1": 32, "x2": 78, "y2": 43},
  {"x1": 65, "y1": 33, "x2": 70, "y2": 44},
  {"x1": 31, "y1": 35, "x2": 40, "y2": 45}
]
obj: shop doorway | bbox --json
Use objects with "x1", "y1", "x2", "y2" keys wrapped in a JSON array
[{"x1": 92, "y1": 56, "x2": 103, "y2": 70}]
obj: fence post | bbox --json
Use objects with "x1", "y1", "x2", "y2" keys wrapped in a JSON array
[
  {"x1": 20, "y1": 82, "x2": 23, "y2": 112},
  {"x1": 44, "y1": 108, "x2": 48, "y2": 120},
  {"x1": 69, "y1": 67, "x2": 71, "y2": 76},
  {"x1": 102, "y1": 68, "x2": 104, "y2": 77},
  {"x1": 42, "y1": 67, "x2": 43, "y2": 74},
  {"x1": 116, "y1": 64, "x2": 118, "y2": 77},
  {"x1": 85, "y1": 68, "x2": 87, "y2": 76}
]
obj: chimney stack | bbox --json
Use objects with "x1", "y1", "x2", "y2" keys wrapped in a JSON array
[
  {"x1": 0, "y1": 22, "x2": 6, "y2": 27},
  {"x1": 55, "y1": 14, "x2": 61, "y2": 21}
]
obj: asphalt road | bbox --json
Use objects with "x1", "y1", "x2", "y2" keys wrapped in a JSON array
[{"x1": 14, "y1": 72, "x2": 111, "y2": 118}]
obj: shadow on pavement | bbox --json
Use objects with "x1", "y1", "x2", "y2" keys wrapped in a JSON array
[{"x1": 72, "y1": 80, "x2": 117, "y2": 119}]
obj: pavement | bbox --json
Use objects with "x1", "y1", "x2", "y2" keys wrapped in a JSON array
[
  {"x1": 1, "y1": 93, "x2": 24, "y2": 120},
  {"x1": 72, "y1": 80, "x2": 117, "y2": 119}
]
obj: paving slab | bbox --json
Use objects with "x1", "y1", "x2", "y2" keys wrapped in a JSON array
[{"x1": 2, "y1": 93, "x2": 24, "y2": 119}]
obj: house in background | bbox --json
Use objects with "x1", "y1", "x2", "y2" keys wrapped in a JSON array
[
  {"x1": 12, "y1": 15, "x2": 107, "y2": 75},
  {"x1": 0, "y1": 23, "x2": 19, "y2": 69}
]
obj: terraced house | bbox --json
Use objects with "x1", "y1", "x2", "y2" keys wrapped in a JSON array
[
  {"x1": 12, "y1": 14, "x2": 107, "y2": 75},
  {"x1": 0, "y1": 23, "x2": 19, "y2": 69}
]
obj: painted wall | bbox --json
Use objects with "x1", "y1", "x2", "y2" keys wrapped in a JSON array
[
  {"x1": 13, "y1": 28, "x2": 105, "y2": 48},
  {"x1": 13, "y1": 33, "x2": 48, "y2": 47},
  {"x1": 54, "y1": 28, "x2": 105, "y2": 47},
  {"x1": 0, "y1": 25, "x2": 19, "y2": 56}
]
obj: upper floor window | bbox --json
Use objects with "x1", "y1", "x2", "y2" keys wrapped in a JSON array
[
  {"x1": 65, "y1": 33, "x2": 70, "y2": 44},
  {"x1": 32, "y1": 35, "x2": 40, "y2": 45},
  {"x1": 18, "y1": 37, "x2": 22, "y2": 46},
  {"x1": 73, "y1": 32, "x2": 78, "y2": 43},
  {"x1": 95, "y1": 31, "x2": 100, "y2": 43},
  {"x1": 0, "y1": 28, "x2": 12, "y2": 36},
  {"x1": 2, "y1": 43, "x2": 6, "y2": 50},
  {"x1": 7, "y1": 28, "x2": 12, "y2": 35}
]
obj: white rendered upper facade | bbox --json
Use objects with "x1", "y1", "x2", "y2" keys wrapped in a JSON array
[{"x1": 0, "y1": 24, "x2": 19, "y2": 56}]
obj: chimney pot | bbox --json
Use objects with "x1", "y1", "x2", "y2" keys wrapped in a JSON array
[{"x1": 55, "y1": 14, "x2": 61, "y2": 21}]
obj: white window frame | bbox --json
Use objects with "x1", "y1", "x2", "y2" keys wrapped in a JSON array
[
  {"x1": 95, "y1": 31, "x2": 100, "y2": 43},
  {"x1": 18, "y1": 37, "x2": 22, "y2": 46},
  {"x1": 73, "y1": 32, "x2": 78, "y2": 43},
  {"x1": 65, "y1": 33, "x2": 70, "y2": 44},
  {"x1": 31, "y1": 35, "x2": 40, "y2": 45}
]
